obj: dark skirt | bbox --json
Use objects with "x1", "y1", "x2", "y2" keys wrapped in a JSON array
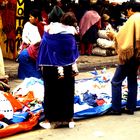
[
  {"x1": 42, "y1": 65, "x2": 75, "y2": 122},
  {"x1": 82, "y1": 24, "x2": 99, "y2": 44}
]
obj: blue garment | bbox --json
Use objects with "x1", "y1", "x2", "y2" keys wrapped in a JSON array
[
  {"x1": 18, "y1": 49, "x2": 42, "y2": 80},
  {"x1": 83, "y1": 92, "x2": 98, "y2": 107},
  {"x1": 111, "y1": 57, "x2": 139, "y2": 112},
  {"x1": 37, "y1": 32, "x2": 79, "y2": 66}
]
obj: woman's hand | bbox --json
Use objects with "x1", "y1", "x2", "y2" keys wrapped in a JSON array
[{"x1": 106, "y1": 29, "x2": 117, "y2": 40}]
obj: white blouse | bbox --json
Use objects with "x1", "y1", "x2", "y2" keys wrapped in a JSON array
[
  {"x1": 22, "y1": 21, "x2": 41, "y2": 45},
  {"x1": 44, "y1": 22, "x2": 77, "y2": 35}
]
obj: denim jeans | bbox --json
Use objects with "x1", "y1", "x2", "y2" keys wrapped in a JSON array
[{"x1": 111, "y1": 57, "x2": 139, "y2": 112}]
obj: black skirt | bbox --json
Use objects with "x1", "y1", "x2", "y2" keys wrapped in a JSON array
[
  {"x1": 42, "y1": 65, "x2": 75, "y2": 122},
  {"x1": 82, "y1": 24, "x2": 99, "y2": 44}
]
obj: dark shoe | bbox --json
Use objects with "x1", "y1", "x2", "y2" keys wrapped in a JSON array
[
  {"x1": 122, "y1": 108, "x2": 134, "y2": 115},
  {"x1": 107, "y1": 109, "x2": 122, "y2": 115}
]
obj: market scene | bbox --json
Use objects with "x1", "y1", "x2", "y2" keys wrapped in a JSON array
[{"x1": 1, "y1": 0, "x2": 140, "y2": 139}]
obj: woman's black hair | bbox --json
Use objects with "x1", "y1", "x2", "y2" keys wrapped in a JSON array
[
  {"x1": 124, "y1": 1, "x2": 140, "y2": 12},
  {"x1": 30, "y1": 9, "x2": 42, "y2": 21}
]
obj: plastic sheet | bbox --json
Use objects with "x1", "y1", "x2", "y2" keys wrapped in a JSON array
[
  {"x1": 0, "y1": 111, "x2": 41, "y2": 138},
  {"x1": 3, "y1": 92, "x2": 23, "y2": 112}
]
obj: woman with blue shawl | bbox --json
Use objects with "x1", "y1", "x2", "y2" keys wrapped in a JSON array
[{"x1": 38, "y1": 12, "x2": 79, "y2": 129}]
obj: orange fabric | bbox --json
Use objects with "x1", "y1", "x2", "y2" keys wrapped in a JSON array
[
  {"x1": 16, "y1": 91, "x2": 35, "y2": 105},
  {"x1": 22, "y1": 91, "x2": 35, "y2": 105},
  {"x1": 3, "y1": 92, "x2": 23, "y2": 112},
  {"x1": 0, "y1": 111, "x2": 41, "y2": 138}
]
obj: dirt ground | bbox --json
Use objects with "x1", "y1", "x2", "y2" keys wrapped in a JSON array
[
  {"x1": 2, "y1": 57, "x2": 140, "y2": 140},
  {"x1": 3, "y1": 113, "x2": 140, "y2": 140}
]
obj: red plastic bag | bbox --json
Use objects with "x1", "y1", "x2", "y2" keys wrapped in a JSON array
[{"x1": 0, "y1": 114, "x2": 4, "y2": 120}]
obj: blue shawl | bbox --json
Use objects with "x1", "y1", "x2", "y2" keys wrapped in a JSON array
[{"x1": 37, "y1": 32, "x2": 79, "y2": 66}]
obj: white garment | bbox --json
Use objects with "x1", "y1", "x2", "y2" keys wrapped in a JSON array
[
  {"x1": 22, "y1": 22, "x2": 41, "y2": 45},
  {"x1": 44, "y1": 22, "x2": 77, "y2": 35}
]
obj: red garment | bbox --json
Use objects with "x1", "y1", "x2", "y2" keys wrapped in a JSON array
[
  {"x1": 27, "y1": 21, "x2": 45, "y2": 60},
  {"x1": 27, "y1": 44, "x2": 39, "y2": 60},
  {"x1": 37, "y1": 22, "x2": 45, "y2": 38}
]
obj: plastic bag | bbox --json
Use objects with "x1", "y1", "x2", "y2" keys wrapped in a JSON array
[{"x1": 0, "y1": 111, "x2": 41, "y2": 138}]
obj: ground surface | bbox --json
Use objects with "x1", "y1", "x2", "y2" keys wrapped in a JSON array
[{"x1": 2, "y1": 55, "x2": 140, "y2": 140}]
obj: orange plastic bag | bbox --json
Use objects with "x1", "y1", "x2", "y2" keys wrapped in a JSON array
[
  {"x1": 3, "y1": 92, "x2": 23, "y2": 112},
  {"x1": 0, "y1": 111, "x2": 41, "y2": 138},
  {"x1": 22, "y1": 91, "x2": 35, "y2": 105},
  {"x1": 16, "y1": 91, "x2": 35, "y2": 105}
]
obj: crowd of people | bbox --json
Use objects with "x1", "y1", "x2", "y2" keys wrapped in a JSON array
[
  {"x1": 17, "y1": 0, "x2": 130, "y2": 80},
  {"x1": 1, "y1": 0, "x2": 140, "y2": 129}
]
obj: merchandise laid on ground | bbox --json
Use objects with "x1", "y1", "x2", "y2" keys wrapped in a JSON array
[{"x1": 0, "y1": 69, "x2": 140, "y2": 138}]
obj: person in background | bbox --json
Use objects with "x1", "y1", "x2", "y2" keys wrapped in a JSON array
[
  {"x1": 0, "y1": 14, "x2": 6, "y2": 77},
  {"x1": 101, "y1": 13, "x2": 112, "y2": 31},
  {"x1": 18, "y1": 9, "x2": 44, "y2": 80},
  {"x1": 108, "y1": 1, "x2": 123, "y2": 30},
  {"x1": 0, "y1": 44, "x2": 5, "y2": 78},
  {"x1": 0, "y1": 45, "x2": 10, "y2": 92},
  {"x1": 107, "y1": 2, "x2": 140, "y2": 115},
  {"x1": 48, "y1": 0, "x2": 65, "y2": 23},
  {"x1": 37, "y1": 12, "x2": 79, "y2": 129},
  {"x1": 79, "y1": 4, "x2": 101, "y2": 55},
  {"x1": 75, "y1": 0, "x2": 90, "y2": 24}
]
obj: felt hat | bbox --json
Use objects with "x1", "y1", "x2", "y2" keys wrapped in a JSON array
[{"x1": 102, "y1": 14, "x2": 110, "y2": 21}]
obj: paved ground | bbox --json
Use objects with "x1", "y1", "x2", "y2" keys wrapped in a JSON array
[
  {"x1": 4, "y1": 55, "x2": 118, "y2": 79},
  {"x1": 3, "y1": 55, "x2": 140, "y2": 140}
]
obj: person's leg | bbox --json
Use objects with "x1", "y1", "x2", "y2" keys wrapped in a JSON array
[
  {"x1": 72, "y1": 62, "x2": 79, "y2": 76},
  {"x1": 63, "y1": 65, "x2": 75, "y2": 128},
  {"x1": 126, "y1": 60, "x2": 139, "y2": 113},
  {"x1": 40, "y1": 66, "x2": 61, "y2": 128},
  {"x1": 0, "y1": 47, "x2": 5, "y2": 76},
  {"x1": 87, "y1": 43, "x2": 93, "y2": 55},
  {"x1": 79, "y1": 42, "x2": 86, "y2": 55},
  {"x1": 111, "y1": 65, "x2": 127, "y2": 112}
]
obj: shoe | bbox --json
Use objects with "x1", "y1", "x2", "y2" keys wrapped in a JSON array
[
  {"x1": 69, "y1": 121, "x2": 75, "y2": 128},
  {"x1": 107, "y1": 109, "x2": 122, "y2": 115},
  {"x1": 39, "y1": 121, "x2": 51, "y2": 129},
  {"x1": 122, "y1": 108, "x2": 134, "y2": 115},
  {"x1": 51, "y1": 121, "x2": 63, "y2": 129}
]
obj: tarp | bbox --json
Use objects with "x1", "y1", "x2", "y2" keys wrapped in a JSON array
[{"x1": 1, "y1": 70, "x2": 140, "y2": 138}]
